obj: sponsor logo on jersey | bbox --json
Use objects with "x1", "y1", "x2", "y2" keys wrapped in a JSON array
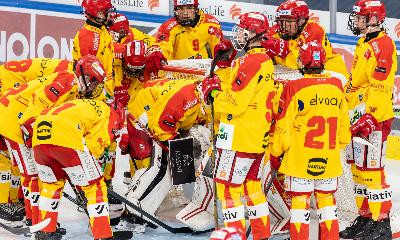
[
  {"x1": 309, "y1": 94, "x2": 341, "y2": 107},
  {"x1": 36, "y1": 121, "x2": 52, "y2": 140},
  {"x1": 306, "y1": 158, "x2": 327, "y2": 176}
]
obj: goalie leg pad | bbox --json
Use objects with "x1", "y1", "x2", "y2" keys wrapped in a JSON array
[
  {"x1": 176, "y1": 175, "x2": 214, "y2": 231},
  {"x1": 126, "y1": 143, "x2": 172, "y2": 216}
]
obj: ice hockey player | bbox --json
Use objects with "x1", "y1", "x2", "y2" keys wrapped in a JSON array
[
  {"x1": 201, "y1": 12, "x2": 275, "y2": 240},
  {"x1": 262, "y1": 0, "x2": 349, "y2": 78},
  {"x1": 0, "y1": 58, "x2": 71, "y2": 225},
  {"x1": 0, "y1": 58, "x2": 71, "y2": 96},
  {"x1": 123, "y1": 79, "x2": 209, "y2": 223},
  {"x1": 340, "y1": 1, "x2": 397, "y2": 239},
  {"x1": 32, "y1": 99, "x2": 125, "y2": 240},
  {"x1": 0, "y1": 55, "x2": 106, "y2": 229},
  {"x1": 145, "y1": 0, "x2": 223, "y2": 74},
  {"x1": 73, "y1": 0, "x2": 115, "y2": 96},
  {"x1": 270, "y1": 41, "x2": 351, "y2": 240}
]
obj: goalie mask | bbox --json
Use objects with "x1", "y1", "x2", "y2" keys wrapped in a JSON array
[
  {"x1": 81, "y1": 0, "x2": 115, "y2": 25},
  {"x1": 108, "y1": 12, "x2": 130, "y2": 43},
  {"x1": 275, "y1": 0, "x2": 309, "y2": 40},
  {"x1": 174, "y1": 0, "x2": 200, "y2": 27},
  {"x1": 348, "y1": 0, "x2": 386, "y2": 36},
  {"x1": 74, "y1": 55, "x2": 106, "y2": 99},
  {"x1": 231, "y1": 12, "x2": 269, "y2": 51},
  {"x1": 123, "y1": 40, "x2": 146, "y2": 79}
]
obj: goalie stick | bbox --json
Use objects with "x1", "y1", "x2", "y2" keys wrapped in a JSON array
[{"x1": 108, "y1": 189, "x2": 194, "y2": 234}]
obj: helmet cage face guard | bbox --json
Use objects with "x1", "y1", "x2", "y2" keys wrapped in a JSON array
[
  {"x1": 78, "y1": 65, "x2": 103, "y2": 99},
  {"x1": 231, "y1": 25, "x2": 251, "y2": 51},
  {"x1": 348, "y1": 2, "x2": 386, "y2": 36},
  {"x1": 174, "y1": 5, "x2": 199, "y2": 27},
  {"x1": 276, "y1": 15, "x2": 308, "y2": 40}
]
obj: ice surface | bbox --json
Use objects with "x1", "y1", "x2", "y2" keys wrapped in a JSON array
[{"x1": 1, "y1": 152, "x2": 400, "y2": 240}]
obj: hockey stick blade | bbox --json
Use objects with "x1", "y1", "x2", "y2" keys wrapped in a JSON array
[
  {"x1": 108, "y1": 189, "x2": 193, "y2": 234},
  {"x1": 353, "y1": 136, "x2": 376, "y2": 150},
  {"x1": 0, "y1": 221, "x2": 30, "y2": 235},
  {"x1": 30, "y1": 218, "x2": 51, "y2": 233}
]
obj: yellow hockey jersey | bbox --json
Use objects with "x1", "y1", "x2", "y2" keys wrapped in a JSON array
[
  {"x1": 73, "y1": 21, "x2": 115, "y2": 95},
  {"x1": 272, "y1": 21, "x2": 349, "y2": 79},
  {"x1": 214, "y1": 48, "x2": 276, "y2": 154},
  {"x1": 155, "y1": 10, "x2": 223, "y2": 60},
  {"x1": 0, "y1": 71, "x2": 78, "y2": 144},
  {"x1": 0, "y1": 58, "x2": 71, "y2": 96},
  {"x1": 32, "y1": 99, "x2": 115, "y2": 159},
  {"x1": 345, "y1": 31, "x2": 397, "y2": 124},
  {"x1": 270, "y1": 72, "x2": 351, "y2": 179}
]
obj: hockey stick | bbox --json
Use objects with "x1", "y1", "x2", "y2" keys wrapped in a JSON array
[
  {"x1": 208, "y1": 50, "x2": 226, "y2": 229},
  {"x1": 161, "y1": 65, "x2": 207, "y2": 76},
  {"x1": 108, "y1": 189, "x2": 193, "y2": 234}
]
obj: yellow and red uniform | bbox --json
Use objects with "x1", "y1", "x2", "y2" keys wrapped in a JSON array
[
  {"x1": 212, "y1": 48, "x2": 275, "y2": 240},
  {"x1": 33, "y1": 99, "x2": 117, "y2": 238},
  {"x1": 272, "y1": 21, "x2": 349, "y2": 79},
  {"x1": 0, "y1": 71, "x2": 78, "y2": 224},
  {"x1": 0, "y1": 58, "x2": 71, "y2": 96},
  {"x1": 73, "y1": 21, "x2": 115, "y2": 95},
  {"x1": 270, "y1": 72, "x2": 351, "y2": 240},
  {"x1": 345, "y1": 31, "x2": 397, "y2": 221},
  {"x1": 155, "y1": 10, "x2": 222, "y2": 60}
]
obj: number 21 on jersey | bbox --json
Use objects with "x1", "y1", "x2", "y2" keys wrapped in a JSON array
[{"x1": 304, "y1": 116, "x2": 338, "y2": 150}]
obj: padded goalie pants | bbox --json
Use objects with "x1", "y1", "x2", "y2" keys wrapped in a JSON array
[
  {"x1": 34, "y1": 144, "x2": 112, "y2": 239},
  {"x1": 285, "y1": 176, "x2": 339, "y2": 240},
  {"x1": 346, "y1": 119, "x2": 393, "y2": 221},
  {"x1": 215, "y1": 149, "x2": 270, "y2": 240}
]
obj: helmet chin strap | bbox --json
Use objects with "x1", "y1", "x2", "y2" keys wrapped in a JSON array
[{"x1": 243, "y1": 32, "x2": 265, "y2": 52}]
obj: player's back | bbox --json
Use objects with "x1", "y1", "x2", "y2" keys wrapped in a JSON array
[
  {"x1": 33, "y1": 99, "x2": 112, "y2": 157},
  {"x1": 274, "y1": 71, "x2": 350, "y2": 179},
  {"x1": 0, "y1": 58, "x2": 70, "y2": 95}
]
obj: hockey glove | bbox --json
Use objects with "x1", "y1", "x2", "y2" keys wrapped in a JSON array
[
  {"x1": 261, "y1": 35, "x2": 289, "y2": 59},
  {"x1": 145, "y1": 45, "x2": 167, "y2": 75},
  {"x1": 119, "y1": 133, "x2": 130, "y2": 155},
  {"x1": 214, "y1": 39, "x2": 237, "y2": 68},
  {"x1": 350, "y1": 113, "x2": 379, "y2": 138},
  {"x1": 114, "y1": 85, "x2": 130, "y2": 108},
  {"x1": 201, "y1": 75, "x2": 221, "y2": 104},
  {"x1": 269, "y1": 154, "x2": 282, "y2": 170},
  {"x1": 21, "y1": 117, "x2": 35, "y2": 148}
]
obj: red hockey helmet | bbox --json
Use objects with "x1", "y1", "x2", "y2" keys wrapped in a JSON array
[
  {"x1": 108, "y1": 12, "x2": 130, "y2": 42},
  {"x1": 209, "y1": 227, "x2": 246, "y2": 240},
  {"x1": 348, "y1": 0, "x2": 386, "y2": 35},
  {"x1": 276, "y1": 0, "x2": 309, "y2": 20},
  {"x1": 298, "y1": 41, "x2": 326, "y2": 70},
  {"x1": 232, "y1": 12, "x2": 269, "y2": 51},
  {"x1": 352, "y1": 0, "x2": 386, "y2": 22},
  {"x1": 123, "y1": 40, "x2": 146, "y2": 78},
  {"x1": 174, "y1": 0, "x2": 199, "y2": 8},
  {"x1": 82, "y1": 0, "x2": 114, "y2": 24},
  {"x1": 74, "y1": 55, "x2": 106, "y2": 98}
]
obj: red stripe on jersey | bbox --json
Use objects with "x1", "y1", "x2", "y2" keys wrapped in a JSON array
[
  {"x1": 231, "y1": 53, "x2": 270, "y2": 92},
  {"x1": 77, "y1": 28, "x2": 100, "y2": 56},
  {"x1": 44, "y1": 71, "x2": 76, "y2": 103},
  {"x1": 54, "y1": 60, "x2": 70, "y2": 73},
  {"x1": 157, "y1": 84, "x2": 198, "y2": 136},
  {"x1": 276, "y1": 76, "x2": 343, "y2": 120},
  {"x1": 368, "y1": 33, "x2": 395, "y2": 81}
]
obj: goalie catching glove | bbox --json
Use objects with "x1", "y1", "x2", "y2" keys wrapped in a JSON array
[
  {"x1": 350, "y1": 113, "x2": 378, "y2": 138},
  {"x1": 213, "y1": 39, "x2": 237, "y2": 68}
]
